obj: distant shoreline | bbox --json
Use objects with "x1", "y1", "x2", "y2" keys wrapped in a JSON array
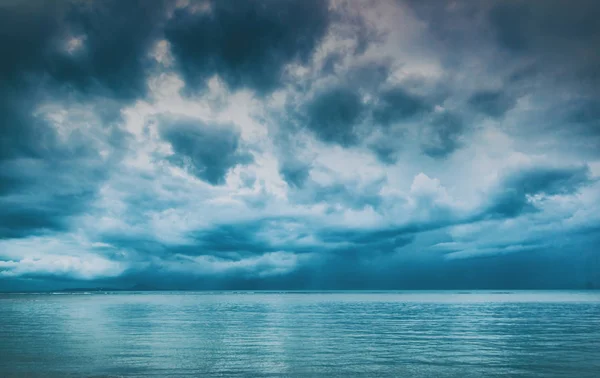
[{"x1": 2, "y1": 289, "x2": 599, "y2": 295}]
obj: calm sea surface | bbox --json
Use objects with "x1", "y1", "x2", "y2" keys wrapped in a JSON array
[{"x1": 1, "y1": 291, "x2": 599, "y2": 377}]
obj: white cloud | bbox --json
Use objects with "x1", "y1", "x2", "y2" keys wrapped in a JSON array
[
  {"x1": 0, "y1": 255, "x2": 124, "y2": 280},
  {"x1": 167, "y1": 251, "x2": 309, "y2": 278},
  {"x1": 0, "y1": 236, "x2": 125, "y2": 280}
]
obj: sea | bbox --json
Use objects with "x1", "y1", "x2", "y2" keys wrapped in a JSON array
[{"x1": 1, "y1": 291, "x2": 599, "y2": 377}]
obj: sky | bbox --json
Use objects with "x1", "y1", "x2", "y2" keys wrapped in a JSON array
[{"x1": 1, "y1": 0, "x2": 599, "y2": 291}]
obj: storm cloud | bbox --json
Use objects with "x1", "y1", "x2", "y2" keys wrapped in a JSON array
[
  {"x1": 159, "y1": 117, "x2": 253, "y2": 185},
  {"x1": 1, "y1": 0, "x2": 599, "y2": 291},
  {"x1": 164, "y1": 0, "x2": 330, "y2": 94}
]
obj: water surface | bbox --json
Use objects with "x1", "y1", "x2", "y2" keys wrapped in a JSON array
[{"x1": 1, "y1": 291, "x2": 599, "y2": 377}]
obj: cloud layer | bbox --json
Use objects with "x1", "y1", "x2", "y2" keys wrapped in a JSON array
[{"x1": 1, "y1": 0, "x2": 599, "y2": 290}]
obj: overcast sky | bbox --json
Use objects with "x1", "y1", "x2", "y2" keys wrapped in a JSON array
[{"x1": 1, "y1": 0, "x2": 599, "y2": 291}]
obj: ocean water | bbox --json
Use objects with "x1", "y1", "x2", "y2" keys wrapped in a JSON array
[{"x1": 0, "y1": 291, "x2": 599, "y2": 377}]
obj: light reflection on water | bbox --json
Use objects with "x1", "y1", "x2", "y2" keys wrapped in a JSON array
[{"x1": 1, "y1": 291, "x2": 599, "y2": 377}]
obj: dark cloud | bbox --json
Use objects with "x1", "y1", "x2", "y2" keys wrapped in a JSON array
[
  {"x1": 283, "y1": 64, "x2": 408, "y2": 160},
  {"x1": 1, "y1": 0, "x2": 599, "y2": 291},
  {"x1": 186, "y1": 222, "x2": 279, "y2": 258},
  {"x1": 567, "y1": 100, "x2": 600, "y2": 127},
  {"x1": 484, "y1": 165, "x2": 591, "y2": 219},
  {"x1": 0, "y1": 158, "x2": 106, "y2": 239},
  {"x1": 345, "y1": 61, "x2": 392, "y2": 90},
  {"x1": 489, "y1": 0, "x2": 600, "y2": 54},
  {"x1": 0, "y1": 1, "x2": 65, "y2": 84},
  {"x1": 0, "y1": 0, "x2": 170, "y2": 160},
  {"x1": 488, "y1": 0, "x2": 600, "y2": 86},
  {"x1": 164, "y1": 0, "x2": 330, "y2": 94},
  {"x1": 488, "y1": 2, "x2": 531, "y2": 53},
  {"x1": 468, "y1": 90, "x2": 517, "y2": 118},
  {"x1": 279, "y1": 160, "x2": 312, "y2": 189},
  {"x1": 0, "y1": 108, "x2": 106, "y2": 239},
  {"x1": 302, "y1": 87, "x2": 366, "y2": 146},
  {"x1": 420, "y1": 112, "x2": 464, "y2": 158},
  {"x1": 0, "y1": 0, "x2": 171, "y2": 239},
  {"x1": 270, "y1": 115, "x2": 314, "y2": 189},
  {"x1": 0, "y1": 0, "x2": 169, "y2": 99},
  {"x1": 0, "y1": 90, "x2": 58, "y2": 162},
  {"x1": 172, "y1": 219, "x2": 317, "y2": 259},
  {"x1": 159, "y1": 117, "x2": 253, "y2": 185},
  {"x1": 408, "y1": 0, "x2": 600, "y2": 82},
  {"x1": 372, "y1": 87, "x2": 429, "y2": 125},
  {"x1": 0, "y1": 87, "x2": 113, "y2": 239},
  {"x1": 183, "y1": 219, "x2": 415, "y2": 264},
  {"x1": 317, "y1": 228, "x2": 414, "y2": 255},
  {"x1": 3, "y1": 243, "x2": 596, "y2": 291},
  {"x1": 105, "y1": 229, "x2": 600, "y2": 291},
  {"x1": 155, "y1": 217, "x2": 416, "y2": 265},
  {"x1": 370, "y1": 143, "x2": 400, "y2": 165},
  {"x1": 514, "y1": 96, "x2": 600, "y2": 159},
  {"x1": 561, "y1": 99, "x2": 600, "y2": 145},
  {"x1": 366, "y1": 128, "x2": 407, "y2": 164},
  {"x1": 0, "y1": 196, "x2": 85, "y2": 239},
  {"x1": 54, "y1": 0, "x2": 169, "y2": 99}
]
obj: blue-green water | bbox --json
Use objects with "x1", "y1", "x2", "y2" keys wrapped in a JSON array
[{"x1": 1, "y1": 291, "x2": 599, "y2": 377}]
